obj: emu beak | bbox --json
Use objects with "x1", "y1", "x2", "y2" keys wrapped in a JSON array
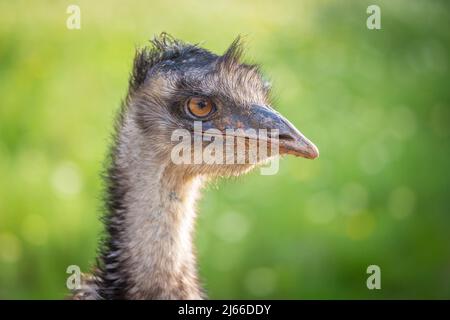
[{"x1": 250, "y1": 105, "x2": 319, "y2": 159}]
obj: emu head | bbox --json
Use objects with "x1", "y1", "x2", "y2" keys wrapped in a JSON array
[{"x1": 125, "y1": 34, "x2": 319, "y2": 177}]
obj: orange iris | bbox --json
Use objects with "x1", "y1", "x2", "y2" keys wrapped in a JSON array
[{"x1": 186, "y1": 97, "x2": 214, "y2": 118}]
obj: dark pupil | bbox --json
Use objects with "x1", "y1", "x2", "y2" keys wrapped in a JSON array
[{"x1": 197, "y1": 101, "x2": 207, "y2": 109}]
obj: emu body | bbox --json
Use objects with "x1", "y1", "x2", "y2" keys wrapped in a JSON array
[{"x1": 71, "y1": 34, "x2": 318, "y2": 300}]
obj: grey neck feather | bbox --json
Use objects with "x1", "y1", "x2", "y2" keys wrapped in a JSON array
[{"x1": 99, "y1": 112, "x2": 205, "y2": 299}]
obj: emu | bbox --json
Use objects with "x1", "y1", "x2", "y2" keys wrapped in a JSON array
[{"x1": 71, "y1": 34, "x2": 319, "y2": 300}]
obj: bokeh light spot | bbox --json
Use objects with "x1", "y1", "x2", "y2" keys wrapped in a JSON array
[
  {"x1": 388, "y1": 186, "x2": 416, "y2": 220},
  {"x1": 358, "y1": 140, "x2": 389, "y2": 175},
  {"x1": 51, "y1": 162, "x2": 82, "y2": 197},
  {"x1": 305, "y1": 191, "x2": 336, "y2": 224},
  {"x1": 339, "y1": 182, "x2": 369, "y2": 216},
  {"x1": 214, "y1": 212, "x2": 250, "y2": 243},
  {"x1": 244, "y1": 267, "x2": 277, "y2": 297}
]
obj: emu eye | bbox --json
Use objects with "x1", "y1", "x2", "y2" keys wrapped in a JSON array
[{"x1": 185, "y1": 97, "x2": 214, "y2": 118}]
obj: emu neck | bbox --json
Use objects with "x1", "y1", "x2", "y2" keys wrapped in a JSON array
[{"x1": 100, "y1": 115, "x2": 204, "y2": 299}]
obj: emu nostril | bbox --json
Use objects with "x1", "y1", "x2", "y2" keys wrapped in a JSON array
[{"x1": 278, "y1": 133, "x2": 294, "y2": 141}]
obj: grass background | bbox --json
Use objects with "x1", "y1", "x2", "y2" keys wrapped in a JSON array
[{"x1": 0, "y1": 0, "x2": 449, "y2": 299}]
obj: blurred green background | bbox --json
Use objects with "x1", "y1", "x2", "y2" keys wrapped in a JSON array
[{"x1": 1, "y1": 0, "x2": 449, "y2": 299}]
